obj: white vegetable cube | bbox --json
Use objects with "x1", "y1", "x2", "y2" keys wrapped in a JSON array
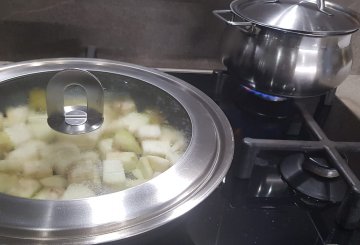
[
  {"x1": 7, "y1": 177, "x2": 41, "y2": 198},
  {"x1": 28, "y1": 122, "x2": 55, "y2": 142},
  {"x1": 114, "y1": 129, "x2": 142, "y2": 154},
  {"x1": 138, "y1": 157, "x2": 153, "y2": 179},
  {"x1": 106, "y1": 152, "x2": 138, "y2": 171},
  {"x1": 23, "y1": 160, "x2": 53, "y2": 179},
  {"x1": 67, "y1": 162, "x2": 101, "y2": 185},
  {"x1": 120, "y1": 112, "x2": 150, "y2": 133},
  {"x1": 141, "y1": 140, "x2": 170, "y2": 157},
  {"x1": 131, "y1": 168, "x2": 144, "y2": 180},
  {"x1": 4, "y1": 123, "x2": 32, "y2": 146},
  {"x1": 112, "y1": 99, "x2": 137, "y2": 115},
  {"x1": 40, "y1": 175, "x2": 67, "y2": 189},
  {"x1": 0, "y1": 173, "x2": 18, "y2": 193},
  {"x1": 103, "y1": 159, "x2": 126, "y2": 188},
  {"x1": 146, "y1": 155, "x2": 171, "y2": 172},
  {"x1": 7, "y1": 140, "x2": 46, "y2": 163},
  {"x1": 98, "y1": 138, "x2": 113, "y2": 159},
  {"x1": 42, "y1": 143, "x2": 80, "y2": 175},
  {"x1": 74, "y1": 151, "x2": 100, "y2": 165},
  {"x1": 62, "y1": 183, "x2": 96, "y2": 199},
  {"x1": 152, "y1": 171, "x2": 162, "y2": 178},
  {"x1": 0, "y1": 159, "x2": 22, "y2": 172},
  {"x1": 160, "y1": 126, "x2": 187, "y2": 152},
  {"x1": 56, "y1": 130, "x2": 101, "y2": 151},
  {"x1": 33, "y1": 187, "x2": 64, "y2": 200},
  {"x1": 136, "y1": 124, "x2": 161, "y2": 140},
  {"x1": 166, "y1": 151, "x2": 182, "y2": 164},
  {"x1": 5, "y1": 106, "x2": 29, "y2": 125},
  {"x1": 0, "y1": 131, "x2": 14, "y2": 158}
]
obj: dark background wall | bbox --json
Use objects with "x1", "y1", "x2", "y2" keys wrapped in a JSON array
[{"x1": 0, "y1": 0, "x2": 359, "y2": 73}]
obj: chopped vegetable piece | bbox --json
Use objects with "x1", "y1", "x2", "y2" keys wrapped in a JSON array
[
  {"x1": 136, "y1": 124, "x2": 161, "y2": 140},
  {"x1": 28, "y1": 121, "x2": 55, "y2": 142},
  {"x1": 42, "y1": 143, "x2": 80, "y2": 175},
  {"x1": 0, "y1": 131, "x2": 14, "y2": 158},
  {"x1": 114, "y1": 129, "x2": 142, "y2": 154},
  {"x1": 141, "y1": 140, "x2": 170, "y2": 157},
  {"x1": 40, "y1": 175, "x2": 67, "y2": 189},
  {"x1": 33, "y1": 187, "x2": 64, "y2": 200},
  {"x1": 146, "y1": 155, "x2": 171, "y2": 172},
  {"x1": 4, "y1": 123, "x2": 32, "y2": 146},
  {"x1": 62, "y1": 183, "x2": 95, "y2": 199},
  {"x1": 106, "y1": 152, "x2": 138, "y2": 171},
  {"x1": 103, "y1": 159, "x2": 126, "y2": 188},
  {"x1": 131, "y1": 168, "x2": 144, "y2": 180},
  {"x1": 7, "y1": 140, "x2": 46, "y2": 163},
  {"x1": 23, "y1": 160, "x2": 53, "y2": 179},
  {"x1": 67, "y1": 162, "x2": 101, "y2": 185},
  {"x1": 0, "y1": 173, "x2": 18, "y2": 192},
  {"x1": 7, "y1": 177, "x2": 41, "y2": 198},
  {"x1": 5, "y1": 106, "x2": 29, "y2": 125},
  {"x1": 29, "y1": 88, "x2": 46, "y2": 112},
  {"x1": 98, "y1": 138, "x2": 113, "y2": 159},
  {"x1": 166, "y1": 150, "x2": 181, "y2": 164},
  {"x1": 120, "y1": 112, "x2": 150, "y2": 133},
  {"x1": 138, "y1": 157, "x2": 153, "y2": 179}
]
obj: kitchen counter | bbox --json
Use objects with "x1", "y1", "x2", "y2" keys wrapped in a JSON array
[{"x1": 336, "y1": 75, "x2": 360, "y2": 119}]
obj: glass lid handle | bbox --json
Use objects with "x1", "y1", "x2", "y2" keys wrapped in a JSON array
[{"x1": 46, "y1": 69, "x2": 104, "y2": 135}]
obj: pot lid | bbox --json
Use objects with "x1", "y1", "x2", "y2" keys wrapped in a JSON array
[
  {"x1": 230, "y1": 0, "x2": 360, "y2": 35},
  {"x1": 0, "y1": 58, "x2": 234, "y2": 243}
]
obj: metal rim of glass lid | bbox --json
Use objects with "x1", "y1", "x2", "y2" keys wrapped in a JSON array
[
  {"x1": 0, "y1": 58, "x2": 234, "y2": 244},
  {"x1": 230, "y1": 0, "x2": 360, "y2": 36}
]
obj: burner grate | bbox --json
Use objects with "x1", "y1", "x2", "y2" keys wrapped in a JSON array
[{"x1": 236, "y1": 102, "x2": 360, "y2": 229}]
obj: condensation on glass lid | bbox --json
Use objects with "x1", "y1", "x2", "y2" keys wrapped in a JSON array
[{"x1": 0, "y1": 86, "x2": 190, "y2": 200}]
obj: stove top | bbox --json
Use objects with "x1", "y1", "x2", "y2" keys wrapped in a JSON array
[{"x1": 111, "y1": 70, "x2": 360, "y2": 245}]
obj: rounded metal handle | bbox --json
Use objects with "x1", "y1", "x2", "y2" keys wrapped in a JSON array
[
  {"x1": 46, "y1": 69, "x2": 104, "y2": 135},
  {"x1": 212, "y1": 10, "x2": 253, "y2": 27}
]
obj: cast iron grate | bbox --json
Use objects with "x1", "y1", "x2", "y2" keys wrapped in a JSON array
[{"x1": 236, "y1": 102, "x2": 360, "y2": 229}]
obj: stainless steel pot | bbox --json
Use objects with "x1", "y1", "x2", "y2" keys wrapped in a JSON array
[
  {"x1": 0, "y1": 58, "x2": 234, "y2": 244},
  {"x1": 214, "y1": 0, "x2": 360, "y2": 97}
]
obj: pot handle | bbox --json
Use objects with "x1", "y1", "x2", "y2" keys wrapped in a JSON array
[
  {"x1": 213, "y1": 10, "x2": 253, "y2": 27},
  {"x1": 46, "y1": 69, "x2": 104, "y2": 135}
]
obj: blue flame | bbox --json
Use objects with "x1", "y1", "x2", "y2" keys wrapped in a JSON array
[{"x1": 242, "y1": 86, "x2": 287, "y2": 102}]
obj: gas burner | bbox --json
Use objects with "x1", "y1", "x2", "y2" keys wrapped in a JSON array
[
  {"x1": 241, "y1": 85, "x2": 287, "y2": 102},
  {"x1": 233, "y1": 84, "x2": 294, "y2": 119},
  {"x1": 279, "y1": 153, "x2": 347, "y2": 203}
]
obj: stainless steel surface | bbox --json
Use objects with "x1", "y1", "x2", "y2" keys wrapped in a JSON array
[
  {"x1": 215, "y1": 3, "x2": 359, "y2": 97},
  {"x1": 230, "y1": 0, "x2": 360, "y2": 36},
  {"x1": 46, "y1": 69, "x2": 104, "y2": 135},
  {"x1": 0, "y1": 58, "x2": 234, "y2": 244},
  {"x1": 213, "y1": 9, "x2": 252, "y2": 27}
]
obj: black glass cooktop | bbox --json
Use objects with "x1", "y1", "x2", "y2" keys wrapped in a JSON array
[{"x1": 111, "y1": 70, "x2": 360, "y2": 245}]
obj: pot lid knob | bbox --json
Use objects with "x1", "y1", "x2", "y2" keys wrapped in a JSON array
[{"x1": 46, "y1": 69, "x2": 104, "y2": 135}]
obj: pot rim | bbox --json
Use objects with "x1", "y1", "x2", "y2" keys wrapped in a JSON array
[
  {"x1": 229, "y1": 0, "x2": 360, "y2": 37},
  {"x1": 0, "y1": 58, "x2": 234, "y2": 244}
]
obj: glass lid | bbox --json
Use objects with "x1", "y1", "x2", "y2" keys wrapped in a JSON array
[
  {"x1": 230, "y1": 0, "x2": 360, "y2": 35},
  {"x1": 0, "y1": 69, "x2": 191, "y2": 200},
  {"x1": 0, "y1": 59, "x2": 233, "y2": 243}
]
